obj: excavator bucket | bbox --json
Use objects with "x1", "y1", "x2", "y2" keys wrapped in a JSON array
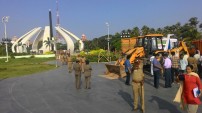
[
  {"x1": 105, "y1": 64, "x2": 126, "y2": 78},
  {"x1": 105, "y1": 47, "x2": 145, "y2": 78}
]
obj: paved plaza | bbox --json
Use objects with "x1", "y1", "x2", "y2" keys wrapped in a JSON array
[{"x1": 0, "y1": 62, "x2": 201, "y2": 113}]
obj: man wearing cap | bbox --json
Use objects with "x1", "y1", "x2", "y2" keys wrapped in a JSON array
[
  {"x1": 67, "y1": 55, "x2": 73, "y2": 73},
  {"x1": 83, "y1": 60, "x2": 92, "y2": 89},
  {"x1": 73, "y1": 60, "x2": 82, "y2": 89},
  {"x1": 81, "y1": 56, "x2": 86, "y2": 73},
  {"x1": 131, "y1": 58, "x2": 145, "y2": 113}
]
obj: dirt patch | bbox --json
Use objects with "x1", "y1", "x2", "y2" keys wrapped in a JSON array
[{"x1": 98, "y1": 73, "x2": 120, "y2": 80}]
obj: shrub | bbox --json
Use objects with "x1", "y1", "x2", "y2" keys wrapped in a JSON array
[
  {"x1": 30, "y1": 55, "x2": 35, "y2": 58},
  {"x1": 44, "y1": 51, "x2": 54, "y2": 55},
  {"x1": 10, "y1": 52, "x2": 29, "y2": 56},
  {"x1": 10, "y1": 54, "x2": 15, "y2": 59},
  {"x1": 89, "y1": 49, "x2": 106, "y2": 55}
]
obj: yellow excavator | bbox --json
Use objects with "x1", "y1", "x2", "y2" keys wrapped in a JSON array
[{"x1": 105, "y1": 34, "x2": 165, "y2": 77}]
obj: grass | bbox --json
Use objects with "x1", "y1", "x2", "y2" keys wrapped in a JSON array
[{"x1": 0, "y1": 57, "x2": 56, "y2": 79}]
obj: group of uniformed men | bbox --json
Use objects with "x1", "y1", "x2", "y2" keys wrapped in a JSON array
[
  {"x1": 59, "y1": 53, "x2": 92, "y2": 89},
  {"x1": 72, "y1": 55, "x2": 92, "y2": 89}
]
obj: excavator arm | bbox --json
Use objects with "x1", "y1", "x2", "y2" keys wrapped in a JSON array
[
  {"x1": 128, "y1": 47, "x2": 145, "y2": 63},
  {"x1": 105, "y1": 47, "x2": 145, "y2": 77},
  {"x1": 169, "y1": 41, "x2": 189, "y2": 55}
]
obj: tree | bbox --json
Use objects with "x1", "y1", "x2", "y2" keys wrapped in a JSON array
[
  {"x1": 127, "y1": 29, "x2": 132, "y2": 37},
  {"x1": 132, "y1": 27, "x2": 140, "y2": 37},
  {"x1": 56, "y1": 43, "x2": 66, "y2": 50},
  {"x1": 189, "y1": 17, "x2": 199, "y2": 28},
  {"x1": 156, "y1": 28, "x2": 163, "y2": 34},
  {"x1": 141, "y1": 25, "x2": 150, "y2": 35},
  {"x1": 44, "y1": 37, "x2": 52, "y2": 51},
  {"x1": 173, "y1": 22, "x2": 182, "y2": 38},
  {"x1": 111, "y1": 35, "x2": 121, "y2": 51},
  {"x1": 149, "y1": 28, "x2": 155, "y2": 34},
  {"x1": 74, "y1": 40, "x2": 80, "y2": 51}
]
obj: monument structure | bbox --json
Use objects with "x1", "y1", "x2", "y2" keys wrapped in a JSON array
[{"x1": 11, "y1": 26, "x2": 84, "y2": 54}]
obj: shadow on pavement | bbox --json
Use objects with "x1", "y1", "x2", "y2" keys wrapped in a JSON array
[
  {"x1": 144, "y1": 77, "x2": 154, "y2": 87},
  {"x1": 144, "y1": 76, "x2": 165, "y2": 88},
  {"x1": 118, "y1": 90, "x2": 133, "y2": 109},
  {"x1": 118, "y1": 77, "x2": 125, "y2": 83},
  {"x1": 149, "y1": 96, "x2": 181, "y2": 113}
]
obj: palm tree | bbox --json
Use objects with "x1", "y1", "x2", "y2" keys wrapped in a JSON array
[
  {"x1": 149, "y1": 28, "x2": 155, "y2": 34},
  {"x1": 189, "y1": 17, "x2": 199, "y2": 28},
  {"x1": 132, "y1": 27, "x2": 140, "y2": 37},
  {"x1": 141, "y1": 25, "x2": 150, "y2": 35},
  {"x1": 156, "y1": 28, "x2": 163, "y2": 34},
  {"x1": 44, "y1": 37, "x2": 52, "y2": 51},
  {"x1": 173, "y1": 22, "x2": 182, "y2": 38},
  {"x1": 114, "y1": 32, "x2": 121, "y2": 38},
  {"x1": 121, "y1": 30, "x2": 126, "y2": 34},
  {"x1": 74, "y1": 40, "x2": 80, "y2": 50},
  {"x1": 180, "y1": 23, "x2": 198, "y2": 41}
]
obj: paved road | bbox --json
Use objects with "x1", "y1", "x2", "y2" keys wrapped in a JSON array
[{"x1": 0, "y1": 62, "x2": 201, "y2": 113}]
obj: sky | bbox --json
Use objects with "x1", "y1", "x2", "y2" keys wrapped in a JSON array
[{"x1": 0, "y1": 0, "x2": 202, "y2": 41}]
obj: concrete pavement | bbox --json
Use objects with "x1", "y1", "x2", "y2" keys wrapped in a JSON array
[{"x1": 0, "y1": 61, "x2": 201, "y2": 113}]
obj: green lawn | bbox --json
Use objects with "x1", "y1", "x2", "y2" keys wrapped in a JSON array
[{"x1": 0, "y1": 57, "x2": 57, "y2": 79}]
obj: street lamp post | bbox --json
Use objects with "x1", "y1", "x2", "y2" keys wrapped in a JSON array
[
  {"x1": 106, "y1": 22, "x2": 110, "y2": 53},
  {"x1": 2, "y1": 16, "x2": 10, "y2": 62},
  {"x1": 106, "y1": 22, "x2": 111, "y2": 62}
]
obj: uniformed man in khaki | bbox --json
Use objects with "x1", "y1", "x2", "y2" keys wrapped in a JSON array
[
  {"x1": 60, "y1": 52, "x2": 65, "y2": 65},
  {"x1": 131, "y1": 58, "x2": 145, "y2": 113},
  {"x1": 187, "y1": 53, "x2": 198, "y2": 72},
  {"x1": 76, "y1": 54, "x2": 81, "y2": 62},
  {"x1": 67, "y1": 55, "x2": 73, "y2": 73},
  {"x1": 83, "y1": 60, "x2": 92, "y2": 89},
  {"x1": 81, "y1": 56, "x2": 86, "y2": 73},
  {"x1": 73, "y1": 60, "x2": 81, "y2": 89}
]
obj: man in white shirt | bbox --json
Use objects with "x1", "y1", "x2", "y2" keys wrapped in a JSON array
[
  {"x1": 194, "y1": 51, "x2": 200, "y2": 62},
  {"x1": 183, "y1": 51, "x2": 189, "y2": 65},
  {"x1": 150, "y1": 55, "x2": 155, "y2": 76},
  {"x1": 195, "y1": 51, "x2": 202, "y2": 76},
  {"x1": 163, "y1": 53, "x2": 172, "y2": 88}
]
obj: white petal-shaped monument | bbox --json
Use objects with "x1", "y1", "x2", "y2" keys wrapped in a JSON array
[
  {"x1": 11, "y1": 26, "x2": 84, "y2": 54},
  {"x1": 12, "y1": 27, "x2": 42, "y2": 53}
]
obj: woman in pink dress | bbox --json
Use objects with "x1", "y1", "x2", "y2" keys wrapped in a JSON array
[{"x1": 177, "y1": 65, "x2": 202, "y2": 113}]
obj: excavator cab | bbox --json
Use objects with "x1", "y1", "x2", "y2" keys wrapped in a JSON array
[
  {"x1": 137, "y1": 34, "x2": 165, "y2": 68},
  {"x1": 143, "y1": 34, "x2": 164, "y2": 57}
]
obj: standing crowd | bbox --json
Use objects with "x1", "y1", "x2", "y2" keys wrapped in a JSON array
[
  {"x1": 152, "y1": 50, "x2": 202, "y2": 113},
  {"x1": 123, "y1": 49, "x2": 202, "y2": 113},
  {"x1": 152, "y1": 50, "x2": 202, "y2": 89}
]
